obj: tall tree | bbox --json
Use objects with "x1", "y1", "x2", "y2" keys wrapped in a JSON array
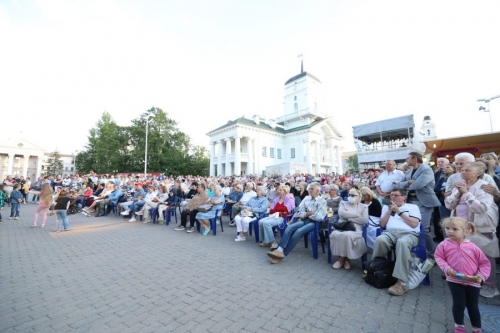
[
  {"x1": 346, "y1": 154, "x2": 359, "y2": 174},
  {"x1": 45, "y1": 150, "x2": 64, "y2": 176}
]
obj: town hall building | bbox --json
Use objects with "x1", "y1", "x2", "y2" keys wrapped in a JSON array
[{"x1": 207, "y1": 66, "x2": 345, "y2": 176}]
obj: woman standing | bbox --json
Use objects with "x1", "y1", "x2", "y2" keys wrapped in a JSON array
[
  {"x1": 445, "y1": 162, "x2": 499, "y2": 298},
  {"x1": 30, "y1": 184, "x2": 54, "y2": 228},
  {"x1": 330, "y1": 188, "x2": 369, "y2": 269},
  {"x1": 54, "y1": 189, "x2": 71, "y2": 232},
  {"x1": 435, "y1": 164, "x2": 456, "y2": 221}
]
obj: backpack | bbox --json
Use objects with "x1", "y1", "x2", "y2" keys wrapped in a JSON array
[{"x1": 364, "y1": 257, "x2": 398, "y2": 289}]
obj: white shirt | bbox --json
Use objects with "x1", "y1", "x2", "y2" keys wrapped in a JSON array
[
  {"x1": 382, "y1": 203, "x2": 421, "y2": 233},
  {"x1": 375, "y1": 170, "x2": 405, "y2": 193},
  {"x1": 240, "y1": 190, "x2": 256, "y2": 204}
]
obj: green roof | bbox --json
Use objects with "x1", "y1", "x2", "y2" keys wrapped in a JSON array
[{"x1": 207, "y1": 117, "x2": 327, "y2": 136}]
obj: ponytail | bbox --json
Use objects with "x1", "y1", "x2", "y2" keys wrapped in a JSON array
[{"x1": 466, "y1": 222, "x2": 477, "y2": 236}]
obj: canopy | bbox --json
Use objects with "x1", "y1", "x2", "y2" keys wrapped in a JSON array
[
  {"x1": 423, "y1": 131, "x2": 500, "y2": 157},
  {"x1": 352, "y1": 115, "x2": 415, "y2": 143}
]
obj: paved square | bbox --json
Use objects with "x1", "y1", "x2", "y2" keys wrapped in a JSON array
[{"x1": 1, "y1": 204, "x2": 499, "y2": 332}]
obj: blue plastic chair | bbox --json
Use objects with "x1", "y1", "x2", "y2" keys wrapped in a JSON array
[
  {"x1": 364, "y1": 224, "x2": 430, "y2": 286},
  {"x1": 196, "y1": 203, "x2": 225, "y2": 236},
  {"x1": 304, "y1": 216, "x2": 329, "y2": 260},
  {"x1": 104, "y1": 202, "x2": 117, "y2": 216},
  {"x1": 157, "y1": 197, "x2": 181, "y2": 225}
]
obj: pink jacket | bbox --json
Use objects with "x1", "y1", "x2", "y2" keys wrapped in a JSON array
[{"x1": 435, "y1": 238, "x2": 490, "y2": 288}]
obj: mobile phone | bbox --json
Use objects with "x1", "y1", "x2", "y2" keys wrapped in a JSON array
[{"x1": 381, "y1": 198, "x2": 392, "y2": 206}]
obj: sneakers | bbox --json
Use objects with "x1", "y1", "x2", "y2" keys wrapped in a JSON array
[
  {"x1": 259, "y1": 242, "x2": 269, "y2": 247},
  {"x1": 388, "y1": 280, "x2": 408, "y2": 296},
  {"x1": 454, "y1": 325, "x2": 466, "y2": 333},
  {"x1": 174, "y1": 226, "x2": 185, "y2": 231},
  {"x1": 142, "y1": 219, "x2": 151, "y2": 224},
  {"x1": 479, "y1": 285, "x2": 500, "y2": 298},
  {"x1": 234, "y1": 236, "x2": 246, "y2": 242},
  {"x1": 270, "y1": 258, "x2": 281, "y2": 264},
  {"x1": 202, "y1": 228, "x2": 211, "y2": 236},
  {"x1": 8, "y1": 217, "x2": 13, "y2": 220},
  {"x1": 135, "y1": 210, "x2": 144, "y2": 216},
  {"x1": 187, "y1": 227, "x2": 195, "y2": 233},
  {"x1": 121, "y1": 210, "x2": 130, "y2": 216},
  {"x1": 128, "y1": 217, "x2": 136, "y2": 222},
  {"x1": 228, "y1": 221, "x2": 235, "y2": 227},
  {"x1": 14, "y1": 217, "x2": 18, "y2": 220},
  {"x1": 267, "y1": 250, "x2": 284, "y2": 260}
]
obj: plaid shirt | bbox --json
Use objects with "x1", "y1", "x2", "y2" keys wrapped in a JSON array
[{"x1": 296, "y1": 195, "x2": 327, "y2": 222}]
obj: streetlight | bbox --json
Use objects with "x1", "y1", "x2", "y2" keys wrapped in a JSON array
[{"x1": 477, "y1": 95, "x2": 500, "y2": 132}]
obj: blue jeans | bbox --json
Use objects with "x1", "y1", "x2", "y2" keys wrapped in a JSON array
[
  {"x1": 259, "y1": 216, "x2": 282, "y2": 244},
  {"x1": 278, "y1": 220, "x2": 316, "y2": 256},
  {"x1": 10, "y1": 202, "x2": 20, "y2": 217},
  {"x1": 131, "y1": 201, "x2": 146, "y2": 214},
  {"x1": 56, "y1": 210, "x2": 70, "y2": 231}
]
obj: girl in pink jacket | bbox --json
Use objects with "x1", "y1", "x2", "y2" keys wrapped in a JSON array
[{"x1": 435, "y1": 217, "x2": 491, "y2": 333}]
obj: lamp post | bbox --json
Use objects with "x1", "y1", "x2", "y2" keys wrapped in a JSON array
[
  {"x1": 477, "y1": 95, "x2": 500, "y2": 132},
  {"x1": 145, "y1": 117, "x2": 149, "y2": 179}
]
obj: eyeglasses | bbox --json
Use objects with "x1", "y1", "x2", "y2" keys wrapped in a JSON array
[{"x1": 348, "y1": 194, "x2": 358, "y2": 197}]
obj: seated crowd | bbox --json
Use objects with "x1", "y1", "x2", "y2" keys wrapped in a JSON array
[{"x1": 6, "y1": 152, "x2": 500, "y2": 308}]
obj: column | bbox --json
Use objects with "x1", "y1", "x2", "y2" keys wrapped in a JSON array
[
  {"x1": 210, "y1": 142, "x2": 216, "y2": 176},
  {"x1": 234, "y1": 136, "x2": 241, "y2": 176},
  {"x1": 328, "y1": 144, "x2": 334, "y2": 174},
  {"x1": 7, "y1": 153, "x2": 14, "y2": 176},
  {"x1": 23, "y1": 154, "x2": 30, "y2": 178},
  {"x1": 36, "y1": 156, "x2": 43, "y2": 179},
  {"x1": 336, "y1": 146, "x2": 343, "y2": 175},
  {"x1": 314, "y1": 141, "x2": 320, "y2": 175},
  {"x1": 254, "y1": 137, "x2": 260, "y2": 176},
  {"x1": 225, "y1": 138, "x2": 232, "y2": 176},
  {"x1": 217, "y1": 141, "x2": 223, "y2": 176},
  {"x1": 247, "y1": 138, "x2": 254, "y2": 175},
  {"x1": 305, "y1": 140, "x2": 312, "y2": 174}
]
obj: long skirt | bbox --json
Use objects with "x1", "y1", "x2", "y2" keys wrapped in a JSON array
[{"x1": 330, "y1": 230, "x2": 367, "y2": 260}]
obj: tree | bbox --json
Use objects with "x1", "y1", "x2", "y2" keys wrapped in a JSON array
[
  {"x1": 45, "y1": 150, "x2": 64, "y2": 176},
  {"x1": 346, "y1": 154, "x2": 359, "y2": 174}
]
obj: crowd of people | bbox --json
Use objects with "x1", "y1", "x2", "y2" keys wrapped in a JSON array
[{"x1": 2, "y1": 151, "x2": 500, "y2": 332}]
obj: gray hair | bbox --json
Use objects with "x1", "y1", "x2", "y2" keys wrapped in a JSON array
[
  {"x1": 455, "y1": 152, "x2": 475, "y2": 162},
  {"x1": 329, "y1": 184, "x2": 339, "y2": 192},
  {"x1": 309, "y1": 182, "x2": 321, "y2": 191},
  {"x1": 256, "y1": 186, "x2": 268, "y2": 195},
  {"x1": 214, "y1": 185, "x2": 222, "y2": 193},
  {"x1": 236, "y1": 184, "x2": 243, "y2": 191}
]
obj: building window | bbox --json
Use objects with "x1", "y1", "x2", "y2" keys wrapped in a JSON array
[
  {"x1": 294, "y1": 96, "x2": 297, "y2": 101},
  {"x1": 291, "y1": 148, "x2": 295, "y2": 158},
  {"x1": 65, "y1": 167, "x2": 68, "y2": 171},
  {"x1": 262, "y1": 147, "x2": 267, "y2": 157},
  {"x1": 277, "y1": 149, "x2": 282, "y2": 159},
  {"x1": 71, "y1": 167, "x2": 74, "y2": 172},
  {"x1": 294, "y1": 103, "x2": 298, "y2": 112},
  {"x1": 270, "y1": 148, "x2": 275, "y2": 158}
]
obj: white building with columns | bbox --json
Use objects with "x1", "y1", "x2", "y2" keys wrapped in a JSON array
[
  {"x1": 0, "y1": 137, "x2": 78, "y2": 181},
  {"x1": 207, "y1": 68, "x2": 345, "y2": 176}
]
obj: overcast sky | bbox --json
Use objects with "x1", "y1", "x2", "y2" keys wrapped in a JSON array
[{"x1": 1, "y1": 0, "x2": 499, "y2": 154}]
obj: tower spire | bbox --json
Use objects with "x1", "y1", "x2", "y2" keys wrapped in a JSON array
[{"x1": 298, "y1": 54, "x2": 303, "y2": 73}]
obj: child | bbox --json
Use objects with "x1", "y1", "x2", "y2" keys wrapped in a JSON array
[
  {"x1": 435, "y1": 217, "x2": 491, "y2": 333},
  {"x1": 54, "y1": 189, "x2": 71, "y2": 232},
  {"x1": 9, "y1": 184, "x2": 24, "y2": 220},
  {"x1": 30, "y1": 184, "x2": 54, "y2": 228},
  {"x1": 0, "y1": 185, "x2": 6, "y2": 211}
]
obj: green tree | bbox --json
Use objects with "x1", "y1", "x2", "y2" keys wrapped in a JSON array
[
  {"x1": 45, "y1": 150, "x2": 64, "y2": 176},
  {"x1": 346, "y1": 154, "x2": 359, "y2": 174}
]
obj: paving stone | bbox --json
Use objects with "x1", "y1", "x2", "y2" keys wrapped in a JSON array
[{"x1": 1, "y1": 205, "x2": 499, "y2": 333}]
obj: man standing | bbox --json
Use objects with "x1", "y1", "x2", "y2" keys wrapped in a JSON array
[
  {"x1": 375, "y1": 160, "x2": 405, "y2": 199},
  {"x1": 398, "y1": 152, "x2": 440, "y2": 257},
  {"x1": 267, "y1": 182, "x2": 327, "y2": 264}
]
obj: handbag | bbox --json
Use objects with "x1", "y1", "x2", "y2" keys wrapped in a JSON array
[
  {"x1": 467, "y1": 232, "x2": 500, "y2": 258},
  {"x1": 332, "y1": 220, "x2": 356, "y2": 232},
  {"x1": 197, "y1": 204, "x2": 213, "y2": 212}
]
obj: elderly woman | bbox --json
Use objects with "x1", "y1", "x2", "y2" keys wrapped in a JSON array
[
  {"x1": 330, "y1": 188, "x2": 369, "y2": 269},
  {"x1": 258, "y1": 185, "x2": 295, "y2": 246},
  {"x1": 480, "y1": 152, "x2": 500, "y2": 177},
  {"x1": 325, "y1": 184, "x2": 342, "y2": 221},
  {"x1": 176, "y1": 184, "x2": 209, "y2": 233},
  {"x1": 234, "y1": 186, "x2": 269, "y2": 242},
  {"x1": 230, "y1": 182, "x2": 256, "y2": 225},
  {"x1": 196, "y1": 185, "x2": 225, "y2": 236},
  {"x1": 445, "y1": 162, "x2": 499, "y2": 298},
  {"x1": 297, "y1": 182, "x2": 309, "y2": 206},
  {"x1": 359, "y1": 186, "x2": 382, "y2": 249}
]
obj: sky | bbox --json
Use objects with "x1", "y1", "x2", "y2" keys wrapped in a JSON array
[{"x1": 1, "y1": 0, "x2": 499, "y2": 155}]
